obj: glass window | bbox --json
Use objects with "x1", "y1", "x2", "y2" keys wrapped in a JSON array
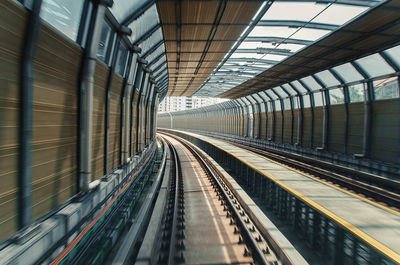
[
  {"x1": 313, "y1": 4, "x2": 367, "y2": 25},
  {"x1": 356, "y1": 53, "x2": 395, "y2": 78},
  {"x1": 40, "y1": 0, "x2": 84, "y2": 41},
  {"x1": 293, "y1": 96, "x2": 299, "y2": 109},
  {"x1": 333, "y1": 63, "x2": 364, "y2": 83},
  {"x1": 111, "y1": 0, "x2": 144, "y2": 22},
  {"x1": 262, "y1": 2, "x2": 325, "y2": 21},
  {"x1": 384, "y1": 45, "x2": 400, "y2": 69},
  {"x1": 272, "y1": 87, "x2": 287, "y2": 98},
  {"x1": 283, "y1": 98, "x2": 291, "y2": 110},
  {"x1": 97, "y1": 21, "x2": 113, "y2": 64},
  {"x1": 314, "y1": 91, "x2": 324, "y2": 106},
  {"x1": 348, "y1": 83, "x2": 365, "y2": 103},
  {"x1": 329, "y1": 88, "x2": 345, "y2": 105},
  {"x1": 274, "y1": 100, "x2": 282, "y2": 111},
  {"x1": 129, "y1": 5, "x2": 160, "y2": 43},
  {"x1": 315, "y1": 70, "x2": 341, "y2": 88},
  {"x1": 281, "y1": 84, "x2": 297, "y2": 95},
  {"x1": 301, "y1": 76, "x2": 322, "y2": 91},
  {"x1": 290, "y1": 80, "x2": 309, "y2": 94},
  {"x1": 373, "y1": 77, "x2": 399, "y2": 100},
  {"x1": 290, "y1": 28, "x2": 331, "y2": 42},
  {"x1": 115, "y1": 43, "x2": 128, "y2": 77},
  {"x1": 265, "y1": 90, "x2": 279, "y2": 100},
  {"x1": 303, "y1": 94, "x2": 311, "y2": 108}
]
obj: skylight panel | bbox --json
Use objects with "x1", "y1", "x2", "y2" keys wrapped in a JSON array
[
  {"x1": 333, "y1": 63, "x2": 364, "y2": 83},
  {"x1": 356, "y1": 53, "x2": 395, "y2": 78},
  {"x1": 230, "y1": 53, "x2": 265, "y2": 59},
  {"x1": 260, "y1": 54, "x2": 288, "y2": 61},
  {"x1": 384, "y1": 45, "x2": 400, "y2": 68},
  {"x1": 272, "y1": 87, "x2": 288, "y2": 98},
  {"x1": 301, "y1": 76, "x2": 322, "y2": 90},
  {"x1": 312, "y1": 4, "x2": 367, "y2": 25},
  {"x1": 281, "y1": 84, "x2": 298, "y2": 96},
  {"x1": 261, "y1": 2, "x2": 325, "y2": 21},
  {"x1": 128, "y1": 5, "x2": 160, "y2": 42},
  {"x1": 249, "y1": 26, "x2": 297, "y2": 38},
  {"x1": 111, "y1": 0, "x2": 143, "y2": 22},
  {"x1": 290, "y1": 80, "x2": 309, "y2": 94},
  {"x1": 315, "y1": 70, "x2": 341, "y2": 87},
  {"x1": 290, "y1": 28, "x2": 331, "y2": 41}
]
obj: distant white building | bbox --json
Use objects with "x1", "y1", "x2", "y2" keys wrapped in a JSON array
[{"x1": 158, "y1": 96, "x2": 227, "y2": 113}]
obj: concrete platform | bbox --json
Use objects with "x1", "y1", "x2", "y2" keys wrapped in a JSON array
[{"x1": 162, "y1": 129, "x2": 400, "y2": 265}]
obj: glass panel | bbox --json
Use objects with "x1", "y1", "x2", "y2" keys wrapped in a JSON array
[
  {"x1": 329, "y1": 88, "x2": 345, "y2": 105},
  {"x1": 301, "y1": 76, "x2": 322, "y2": 91},
  {"x1": 281, "y1": 84, "x2": 297, "y2": 96},
  {"x1": 128, "y1": 5, "x2": 160, "y2": 42},
  {"x1": 384, "y1": 45, "x2": 400, "y2": 68},
  {"x1": 290, "y1": 80, "x2": 309, "y2": 94},
  {"x1": 373, "y1": 77, "x2": 399, "y2": 100},
  {"x1": 272, "y1": 87, "x2": 287, "y2": 98},
  {"x1": 111, "y1": 0, "x2": 145, "y2": 22},
  {"x1": 139, "y1": 28, "x2": 164, "y2": 55},
  {"x1": 290, "y1": 28, "x2": 331, "y2": 41},
  {"x1": 40, "y1": 0, "x2": 84, "y2": 41},
  {"x1": 314, "y1": 91, "x2": 324, "y2": 106},
  {"x1": 115, "y1": 43, "x2": 128, "y2": 77},
  {"x1": 265, "y1": 90, "x2": 279, "y2": 100},
  {"x1": 356, "y1": 53, "x2": 395, "y2": 78},
  {"x1": 249, "y1": 26, "x2": 296, "y2": 38},
  {"x1": 348, "y1": 83, "x2": 365, "y2": 103},
  {"x1": 303, "y1": 94, "x2": 311, "y2": 108},
  {"x1": 238, "y1": 41, "x2": 304, "y2": 53},
  {"x1": 293, "y1": 96, "x2": 299, "y2": 109},
  {"x1": 313, "y1": 4, "x2": 367, "y2": 25},
  {"x1": 262, "y1": 2, "x2": 325, "y2": 21},
  {"x1": 274, "y1": 100, "x2": 282, "y2": 111},
  {"x1": 315, "y1": 70, "x2": 340, "y2": 87},
  {"x1": 333, "y1": 63, "x2": 364, "y2": 83},
  {"x1": 283, "y1": 98, "x2": 291, "y2": 110},
  {"x1": 97, "y1": 21, "x2": 113, "y2": 64}
]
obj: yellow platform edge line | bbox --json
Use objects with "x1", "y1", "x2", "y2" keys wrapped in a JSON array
[
  {"x1": 231, "y1": 141, "x2": 400, "y2": 218},
  {"x1": 165, "y1": 129, "x2": 400, "y2": 265}
]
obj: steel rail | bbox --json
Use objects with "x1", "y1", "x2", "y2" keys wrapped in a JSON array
[{"x1": 161, "y1": 133, "x2": 277, "y2": 265}]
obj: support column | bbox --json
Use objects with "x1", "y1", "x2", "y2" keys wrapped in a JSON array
[
  {"x1": 80, "y1": 0, "x2": 113, "y2": 192},
  {"x1": 18, "y1": 0, "x2": 43, "y2": 229},
  {"x1": 122, "y1": 50, "x2": 139, "y2": 163},
  {"x1": 140, "y1": 69, "x2": 150, "y2": 151}
]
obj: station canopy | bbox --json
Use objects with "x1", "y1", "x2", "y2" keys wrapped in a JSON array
[
  {"x1": 110, "y1": 0, "x2": 169, "y2": 98},
  {"x1": 156, "y1": 0, "x2": 400, "y2": 99}
]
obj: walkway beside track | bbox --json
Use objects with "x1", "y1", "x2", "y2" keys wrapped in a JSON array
[{"x1": 160, "y1": 129, "x2": 400, "y2": 264}]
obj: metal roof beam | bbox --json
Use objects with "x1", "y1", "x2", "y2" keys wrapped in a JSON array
[
  {"x1": 245, "y1": 36, "x2": 312, "y2": 45},
  {"x1": 220, "y1": 64, "x2": 269, "y2": 71},
  {"x1": 258, "y1": 20, "x2": 339, "y2": 31},
  {"x1": 236, "y1": 48, "x2": 293, "y2": 56},
  {"x1": 226, "y1": 57, "x2": 280, "y2": 65}
]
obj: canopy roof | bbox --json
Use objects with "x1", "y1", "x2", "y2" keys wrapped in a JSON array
[
  {"x1": 157, "y1": 0, "x2": 399, "y2": 99},
  {"x1": 110, "y1": 0, "x2": 169, "y2": 98}
]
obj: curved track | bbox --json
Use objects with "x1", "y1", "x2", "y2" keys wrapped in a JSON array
[{"x1": 156, "y1": 133, "x2": 283, "y2": 265}]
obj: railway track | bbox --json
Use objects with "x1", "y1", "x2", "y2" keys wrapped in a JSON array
[
  {"x1": 202, "y1": 133, "x2": 400, "y2": 210},
  {"x1": 145, "y1": 133, "x2": 283, "y2": 265}
]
